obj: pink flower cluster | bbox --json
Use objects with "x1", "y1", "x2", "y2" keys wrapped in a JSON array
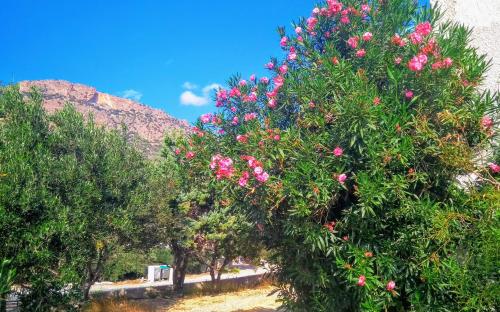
[
  {"x1": 431, "y1": 57, "x2": 453, "y2": 70},
  {"x1": 241, "y1": 155, "x2": 269, "y2": 184},
  {"x1": 481, "y1": 116, "x2": 493, "y2": 129},
  {"x1": 489, "y1": 163, "x2": 500, "y2": 173},
  {"x1": 408, "y1": 54, "x2": 428, "y2": 72},
  {"x1": 210, "y1": 154, "x2": 234, "y2": 180},
  {"x1": 386, "y1": 280, "x2": 396, "y2": 291},
  {"x1": 244, "y1": 112, "x2": 257, "y2": 122},
  {"x1": 357, "y1": 275, "x2": 366, "y2": 287},
  {"x1": 200, "y1": 113, "x2": 212, "y2": 123},
  {"x1": 236, "y1": 134, "x2": 248, "y2": 143},
  {"x1": 391, "y1": 34, "x2": 407, "y2": 47}
]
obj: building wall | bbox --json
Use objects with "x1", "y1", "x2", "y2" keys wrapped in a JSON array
[{"x1": 431, "y1": 0, "x2": 500, "y2": 91}]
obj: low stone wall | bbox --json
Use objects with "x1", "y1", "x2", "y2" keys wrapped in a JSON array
[{"x1": 90, "y1": 272, "x2": 267, "y2": 300}]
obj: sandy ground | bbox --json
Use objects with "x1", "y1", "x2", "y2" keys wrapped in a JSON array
[
  {"x1": 164, "y1": 286, "x2": 280, "y2": 312},
  {"x1": 87, "y1": 285, "x2": 281, "y2": 312}
]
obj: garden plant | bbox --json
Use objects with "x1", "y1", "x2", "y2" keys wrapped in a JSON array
[{"x1": 175, "y1": 0, "x2": 500, "y2": 310}]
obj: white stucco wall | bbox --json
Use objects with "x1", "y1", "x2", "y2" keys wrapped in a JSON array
[{"x1": 431, "y1": 0, "x2": 500, "y2": 92}]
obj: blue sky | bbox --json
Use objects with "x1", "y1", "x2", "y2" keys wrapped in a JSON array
[{"x1": 1, "y1": 1, "x2": 428, "y2": 123}]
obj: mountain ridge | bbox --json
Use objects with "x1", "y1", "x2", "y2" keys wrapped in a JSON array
[{"x1": 19, "y1": 80, "x2": 189, "y2": 158}]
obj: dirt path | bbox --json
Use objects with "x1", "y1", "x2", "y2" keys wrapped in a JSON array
[
  {"x1": 87, "y1": 285, "x2": 281, "y2": 312},
  {"x1": 164, "y1": 286, "x2": 280, "y2": 312}
]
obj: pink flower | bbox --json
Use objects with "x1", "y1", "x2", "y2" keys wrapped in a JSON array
[
  {"x1": 418, "y1": 54, "x2": 428, "y2": 64},
  {"x1": 200, "y1": 113, "x2": 212, "y2": 123},
  {"x1": 256, "y1": 171, "x2": 269, "y2": 183},
  {"x1": 280, "y1": 36, "x2": 288, "y2": 47},
  {"x1": 442, "y1": 57, "x2": 453, "y2": 68},
  {"x1": 408, "y1": 59, "x2": 423, "y2": 71},
  {"x1": 211, "y1": 116, "x2": 222, "y2": 124},
  {"x1": 239, "y1": 171, "x2": 250, "y2": 187},
  {"x1": 356, "y1": 49, "x2": 366, "y2": 58},
  {"x1": 306, "y1": 17, "x2": 318, "y2": 31},
  {"x1": 408, "y1": 55, "x2": 427, "y2": 72},
  {"x1": 347, "y1": 36, "x2": 359, "y2": 49},
  {"x1": 186, "y1": 151, "x2": 195, "y2": 160},
  {"x1": 481, "y1": 116, "x2": 493, "y2": 129},
  {"x1": 340, "y1": 15, "x2": 350, "y2": 24},
  {"x1": 405, "y1": 90, "x2": 414, "y2": 99},
  {"x1": 265, "y1": 62, "x2": 275, "y2": 70},
  {"x1": 312, "y1": 7, "x2": 320, "y2": 15},
  {"x1": 268, "y1": 98, "x2": 277, "y2": 108},
  {"x1": 394, "y1": 56, "x2": 402, "y2": 64},
  {"x1": 254, "y1": 166, "x2": 264, "y2": 175},
  {"x1": 239, "y1": 79, "x2": 247, "y2": 86},
  {"x1": 236, "y1": 134, "x2": 248, "y2": 143},
  {"x1": 297, "y1": 36, "x2": 303, "y2": 43},
  {"x1": 288, "y1": 52, "x2": 297, "y2": 61},
  {"x1": 386, "y1": 281, "x2": 396, "y2": 291},
  {"x1": 238, "y1": 177, "x2": 248, "y2": 187},
  {"x1": 357, "y1": 275, "x2": 366, "y2": 287},
  {"x1": 229, "y1": 87, "x2": 241, "y2": 98},
  {"x1": 273, "y1": 134, "x2": 281, "y2": 141},
  {"x1": 279, "y1": 64, "x2": 288, "y2": 75},
  {"x1": 295, "y1": 26, "x2": 302, "y2": 34},
  {"x1": 362, "y1": 32, "x2": 373, "y2": 41},
  {"x1": 489, "y1": 163, "x2": 500, "y2": 173},
  {"x1": 250, "y1": 74, "x2": 256, "y2": 82},
  {"x1": 409, "y1": 32, "x2": 423, "y2": 45},
  {"x1": 244, "y1": 112, "x2": 257, "y2": 121},
  {"x1": 391, "y1": 34, "x2": 406, "y2": 47},
  {"x1": 174, "y1": 148, "x2": 181, "y2": 155},
  {"x1": 309, "y1": 101, "x2": 316, "y2": 108},
  {"x1": 231, "y1": 116, "x2": 239, "y2": 125},
  {"x1": 415, "y1": 21, "x2": 432, "y2": 37},
  {"x1": 338, "y1": 173, "x2": 347, "y2": 184},
  {"x1": 273, "y1": 76, "x2": 285, "y2": 88},
  {"x1": 361, "y1": 4, "x2": 370, "y2": 12},
  {"x1": 260, "y1": 77, "x2": 269, "y2": 84},
  {"x1": 327, "y1": 0, "x2": 343, "y2": 14},
  {"x1": 373, "y1": 97, "x2": 381, "y2": 105},
  {"x1": 333, "y1": 147, "x2": 343, "y2": 157},
  {"x1": 211, "y1": 155, "x2": 234, "y2": 180}
]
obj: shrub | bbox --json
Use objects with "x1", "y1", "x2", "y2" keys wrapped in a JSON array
[
  {"x1": 0, "y1": 86, "x2": 148, "y2": 309},
  {"x1": 178, "y1": 0, "x2": 499, "y2": 310}
]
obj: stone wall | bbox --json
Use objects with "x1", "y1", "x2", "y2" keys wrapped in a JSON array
[{"x1": 431, "y1": 0, "x2": 500, "y2": 92}]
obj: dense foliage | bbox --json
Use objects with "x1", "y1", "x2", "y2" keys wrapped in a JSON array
[
  {"x1": 177, "y1": 0, "x2": 500, "y2": 311},
  {"x1": 0, "y1": 86, "x2": 147, "y2": 310},
  {"x1": 143, "y1": 135, "x2": 263, "y2": 291}
]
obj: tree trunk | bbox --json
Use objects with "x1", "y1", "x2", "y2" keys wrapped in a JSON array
[
  {"x1": 172, "y1": 242, "x2": 189, "y2": 293},
  {"x1": 0, "y1": 298, "x2": 6, "y2": 312},
  {"x1": 82, "y1": 247, "x2": 108, "y2": 300},
  {"x1": 216, "y1": 258, "x2": 231, "y2": 282}
]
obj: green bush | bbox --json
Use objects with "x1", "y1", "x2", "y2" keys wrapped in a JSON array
[
  {"x1": 102, "y1": 247, "x2": 173, "y2": 282},
  {"x1": 0, "y1": 86, "x2": 148, "y2": 309},
  {"x1": 178, "y1": 0, "x2": 499, "y2": 310}
]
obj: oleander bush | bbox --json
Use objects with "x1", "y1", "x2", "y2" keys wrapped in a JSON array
[{"x1": 174, "y1": 0, "x2": 500, "y2": 310}]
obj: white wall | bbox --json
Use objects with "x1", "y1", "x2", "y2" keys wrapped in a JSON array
[{"x1": 431, "y1": 0, "x2": 500, "y2": 92}]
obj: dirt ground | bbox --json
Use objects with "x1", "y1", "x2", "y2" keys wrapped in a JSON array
[{"x1": 87, "y1": 285, "x2": 281, "y2": 312}]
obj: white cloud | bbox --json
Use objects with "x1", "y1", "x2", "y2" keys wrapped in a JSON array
[
  {"x1": 180, "y1": 91, "x2": 208, "y2": 106},
  {"x1": 182, "y1": 82, "x2": 198, "y2": 90},
  {"x1": 180, "y1": 83, "x2": 222, "y2": 106},
  {"x1": 119, "y1": 89, "x2": 143, "y2": 101}
]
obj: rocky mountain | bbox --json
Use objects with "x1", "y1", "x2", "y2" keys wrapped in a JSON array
[{"x1": 19, "y1": 80, "x2": 189, "y2": 158}]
